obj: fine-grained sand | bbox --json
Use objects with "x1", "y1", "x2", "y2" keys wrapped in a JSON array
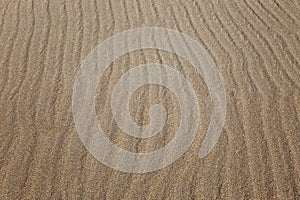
[{"x1": 0, "y1": 0, "x2": 299, "y2": 199}]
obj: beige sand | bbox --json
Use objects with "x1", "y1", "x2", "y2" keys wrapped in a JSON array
[{"x1": 0, "y1": 0, "x2": 299, "y2": 199}]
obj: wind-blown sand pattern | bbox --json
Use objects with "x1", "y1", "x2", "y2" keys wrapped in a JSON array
[{"x1": 0, "y1": 0, "x2": 299, "y2": 199}]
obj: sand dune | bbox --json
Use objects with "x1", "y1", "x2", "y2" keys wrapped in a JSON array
[{"x1": 0, "y1": 0, "x2": 299, "y2": 199}]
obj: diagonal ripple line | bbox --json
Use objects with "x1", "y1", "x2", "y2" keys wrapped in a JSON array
[{"x1": 72, "y1": 27, "x2": 227, "y2": 173}]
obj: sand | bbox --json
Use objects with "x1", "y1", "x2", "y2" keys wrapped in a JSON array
[{"x1": 0, "y1": 0, "x2": 299, "y2": 199}]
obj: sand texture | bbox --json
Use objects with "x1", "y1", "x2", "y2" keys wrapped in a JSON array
[{"x1": 0, "y1": 0, "x2": 299, "y2": 199}]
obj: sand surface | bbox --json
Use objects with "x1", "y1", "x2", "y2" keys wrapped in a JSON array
[{"x1": 0, "y1": 0, "x2": 299, "y2": 199}]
